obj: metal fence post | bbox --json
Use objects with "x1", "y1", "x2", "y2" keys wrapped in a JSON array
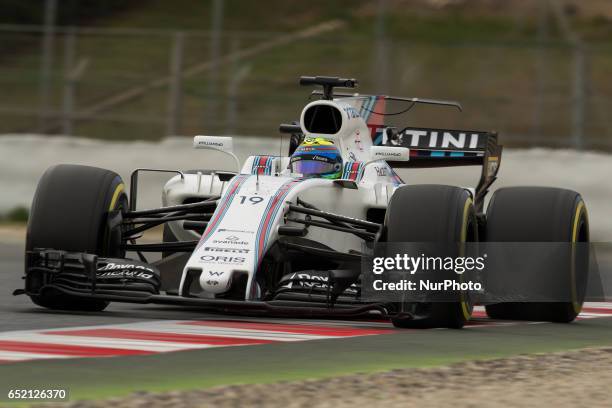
[
  {"x1": 532, "y1": 0, "x2": 549, "y2": 138},
  {"x1": 374, "y1": 0, "x2": 390, "y2": 94},
  {"x1": 572, "y1": 43, "x2": 586, "y2": 150},
  {"x1": 167, "y1": 31, "x2": 185, "y2": 137},
  {"x1": 204, "y1": 0, "x2": 224, "y2": 131},
  {"x1": 62, "y1": 28, "x2": 76, "y2": 136},
  {"x1": 550, "y1": 0, "x2": 586, "y2": 149},
  {"x1": 39, "y1": 0, "x2": 57, "y2": 133},
  {"x1": 225, "y1": 37, "x2": 249, "y2": 135}
]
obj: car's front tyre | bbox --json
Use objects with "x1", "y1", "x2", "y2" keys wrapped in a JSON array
[
  {"x1": 384, "y1": 184, "x2": 477, "y2": 329},
  {"x1": 26, "y1": 164, "x2": 128, "y2": 311}
]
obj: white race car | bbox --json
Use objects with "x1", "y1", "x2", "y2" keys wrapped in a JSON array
[{"x1": 17, "y1": 76, "x2": 589, "y2": 328}]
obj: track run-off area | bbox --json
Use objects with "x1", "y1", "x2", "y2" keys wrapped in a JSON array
[
  {"x1": 1, "y1": 240, "x2": 612, "y2": 400},
  {"x1": 0, "y1": 304, "x2": 611, "y2": 364}
]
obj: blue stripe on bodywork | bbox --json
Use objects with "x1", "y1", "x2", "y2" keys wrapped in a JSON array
[
  {"x1": 196, "y1": 175, "x2": 248, "y2": 249},
  {"x1": 254, "y1": 179, "x2": 301, "y2": 265}
]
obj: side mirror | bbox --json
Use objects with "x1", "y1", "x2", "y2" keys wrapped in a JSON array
[
  {"x1": 193, "y1": 135, "x2": 240, "y2": 171},
  {"x1": 369, "y1": 146, "x2": 410, "y2": 162},
  {"x1": 194, "y1": 135, "x2": 234, "y2": 152}
]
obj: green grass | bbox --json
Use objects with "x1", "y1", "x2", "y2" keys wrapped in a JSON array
[{"x1": 0, "y1": 206, "x2": 28, "y2": 223}]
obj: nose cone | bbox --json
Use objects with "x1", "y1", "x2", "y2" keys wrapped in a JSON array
[{"x1": 199, "y1": 269, "x2": 233, "y2": 294}]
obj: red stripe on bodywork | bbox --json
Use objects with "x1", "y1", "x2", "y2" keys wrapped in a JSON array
[
  {"x1": 256, "y1": 156, "x2": 269, "y2": 174},
  {"x1": 366, "y1": 97, "x2": 385, "y2": 139},
  {"x1": 348, "y1": 162, "x2": 360, "y2": 180},
  {"x1": 181, "y1": 320, "x2": 393, "y2": 336},
  {"x1": 197, "y1": 175, "x2": 246, "y2": 247},
  {"x1": 0, "y1": 340, "x2": 152, "y2": 357},
  {"x1": 255, "y1": 179, "x2": 300, "y2": 264},
  {"x1": 44, "y1": 329, "x2": 273, "y2": 345}
]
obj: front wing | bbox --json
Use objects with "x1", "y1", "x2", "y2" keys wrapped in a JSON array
[{"x1": 16, "y1": 249, "x2": 389, "y2": 318}]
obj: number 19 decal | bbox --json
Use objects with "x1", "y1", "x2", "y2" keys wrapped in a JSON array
[{"x1": 239, "y1": 195, "x2": 264, "y2": 205}]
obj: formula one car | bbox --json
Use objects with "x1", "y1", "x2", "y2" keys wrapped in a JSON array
[{"x1": 16, "y1": 76, "x2": 589, "y2": 328}]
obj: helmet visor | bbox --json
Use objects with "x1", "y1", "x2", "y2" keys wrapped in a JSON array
[{"x1": 291, "y1": 158, "x2": 339, "y2": 177}]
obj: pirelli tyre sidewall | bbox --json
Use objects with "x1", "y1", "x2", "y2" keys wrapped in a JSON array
[
  {"x1": 384, "y1": 184, "x2": 477, "y2": 329},
  {"x1": 484, "y1": 187, "x2": 589, "y2": 322},
  {"x1": 26, "y1": 164, "x2": 128, "y2": 311}
]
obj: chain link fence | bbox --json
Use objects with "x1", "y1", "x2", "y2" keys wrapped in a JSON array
[{"x1": 1, "y1": 23, "x2": 611, "y2": 150}]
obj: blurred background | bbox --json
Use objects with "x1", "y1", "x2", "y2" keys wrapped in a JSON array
[
  {"x1": 3, "y1": 0, "x2": 612, "y2": 144},
  {"x1": 0, "y1": 0, "x2": 611, "y2": 237}
]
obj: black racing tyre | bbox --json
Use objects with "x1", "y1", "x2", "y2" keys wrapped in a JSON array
[
  {"x1": 484, "y1": 187, "x2": 589, "y2": 323},
  {"x1": 26, "y1": 164, "x2": 128, "y2": 311},
  {"x1": 385, "y1": 185, "x2": 477, "y2": 329}
]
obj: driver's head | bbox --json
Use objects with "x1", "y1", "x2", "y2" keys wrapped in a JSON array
[{"x1": 289, "y1": 137, "x2": 343, "y2": 179}]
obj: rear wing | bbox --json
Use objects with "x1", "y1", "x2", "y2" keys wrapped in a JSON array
[
  {"x1": 381, "y1": 127, "x2": 499, "y2": 167},
  {"x1": 381, "y1": 126, "x2": 503, "y2": 213}
]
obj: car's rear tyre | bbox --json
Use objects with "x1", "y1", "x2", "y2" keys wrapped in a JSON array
[
  {"x1": 26, "y1": 164, "x2": 128, "y2": 311},
  {"x1": 385, "y1": 185, "x2": 477, "y2": 329},
  {"x1": 484, "y1": 187, "x2": 589, "y2": 322}
]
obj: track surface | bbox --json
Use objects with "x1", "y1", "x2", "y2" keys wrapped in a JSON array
[
  {"x1": 2, "y1": 240, "x2": 612, "y2": 357},
  {"x1": 2, "y1": 240, "x2": 612, "y2": 401},
  {"x1": 1, "y1": 305, "x2": 610, "y2": 365},
  {"x1": 1, "y1": 241, "x2": 260, "y2": 332},
  {"x1": 0, "y1": 242, "x2": 509, "y2": 332}
]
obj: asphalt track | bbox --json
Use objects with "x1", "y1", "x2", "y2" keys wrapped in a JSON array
[
  {"x1": 1, "y1": 241, "x2": 242, "y2": 332},
  {"x1": 2, "y1": 238, "x2": 612, "y2": 401}
]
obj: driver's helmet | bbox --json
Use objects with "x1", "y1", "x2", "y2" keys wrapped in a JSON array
[{"x1": 289, "y1": 137, "x2": 343, "y2": 179}]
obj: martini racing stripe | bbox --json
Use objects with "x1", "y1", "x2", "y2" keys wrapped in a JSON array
[
  {"x1": 197, "y1": 174, "x2": 249, "y2": 249},
  {"x1": 254, "y1": 179, "x2": 302, "y2": 266},
  {"x1": 357, "y1": 95, "x2": 386, "y2": 144},
  {"x1": 342, "y1": 161, "x2": 365, "y2": 181},
  {"x1": 358, "y1": 95, "x2": 375, "y2": 122},
  {"x1": 251, "y1": 156, "x2": 275, "y2": 175}
]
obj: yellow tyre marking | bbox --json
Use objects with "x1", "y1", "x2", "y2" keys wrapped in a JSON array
[
  {"x1": 460, "y1": 198, "x2": 472, "y2": 243},
  {"x1": 109, "y1": 183, "x2": 125, "y2": 211},
  {"x1": 459, "y1": 197, "x2": 473, "y2": 321},
  {"x1": 571, "y1": 200, "x2": 586, "y2": 314}
]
